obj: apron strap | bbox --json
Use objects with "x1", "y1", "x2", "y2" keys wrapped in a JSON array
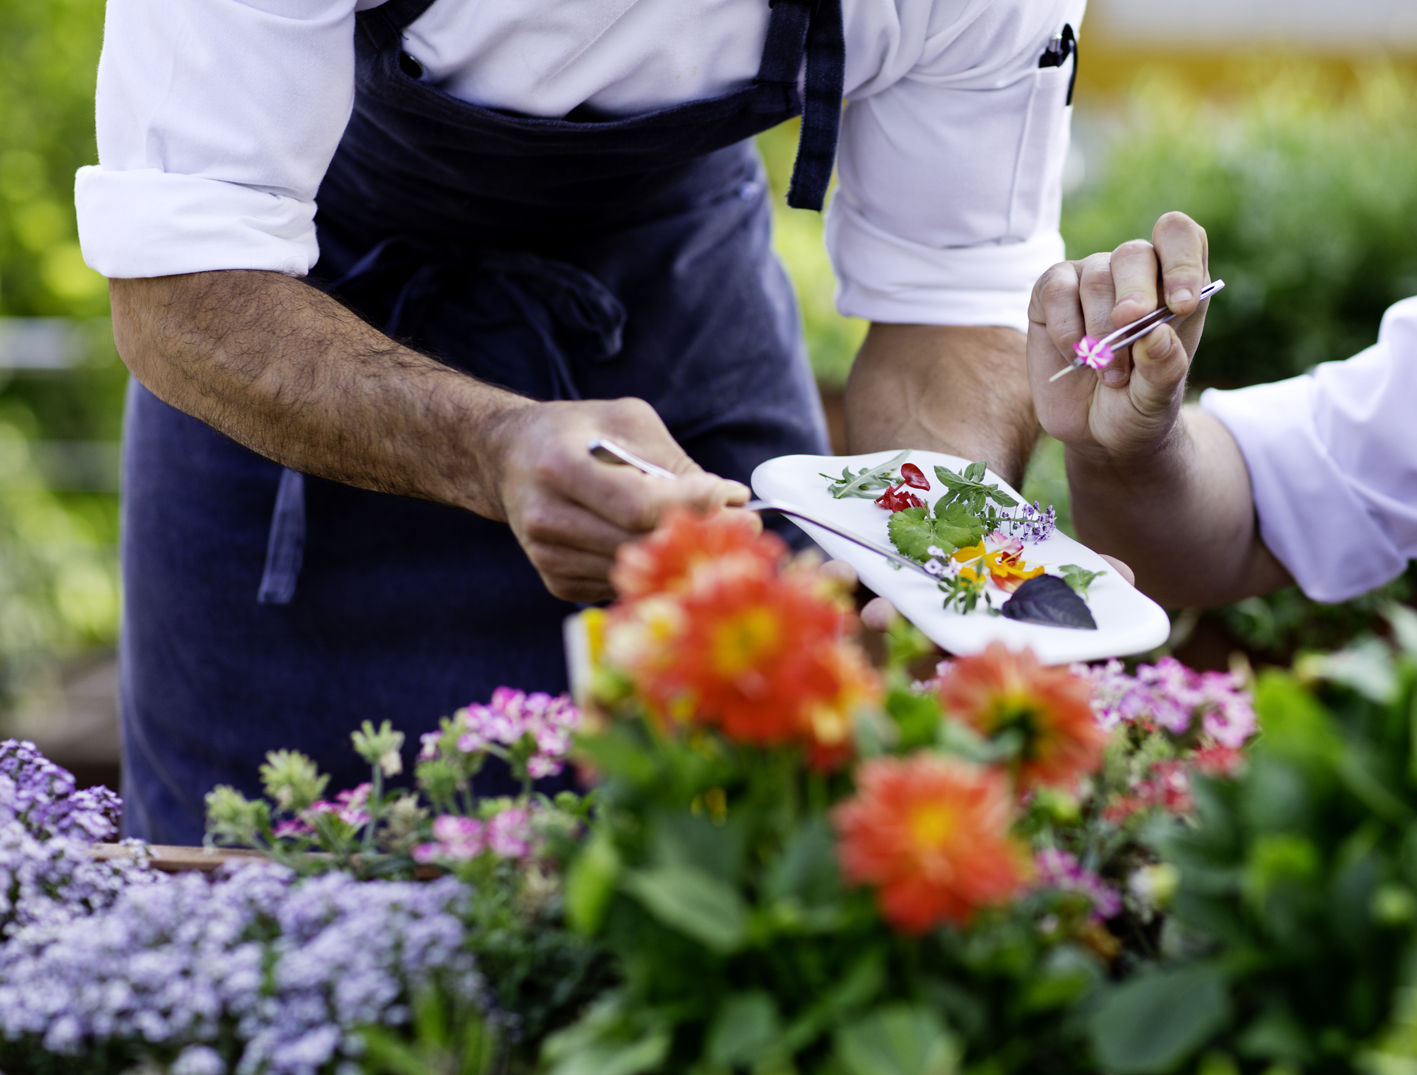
[
  {"x1": 257, "y1": 468, "x2": 307, "y2": 604},
  {"x1": 756, "y1": 0, "x2": 845, "y2": 211}
]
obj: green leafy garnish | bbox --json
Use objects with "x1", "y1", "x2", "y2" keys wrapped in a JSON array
[
  {"x1": 939, "y1": 570, "x2": 991, "y2": 615},
  {"x1": 886, "y1": 507, "x2": 938, "y2": 562},
  {"x1": 887, "y1": 506, "x2": 985, "y2": 563},
  {"x1": 932, "y1": 501, "x2": 988, "y2": 550},
  {"x1": 931, "y1": 462, "x2": 1018, "y2": 531},
  {"x1": 1059, "y1": 564, "x2": 1106, "y2": 597},
  {"x1": 821, "y1": 450, "x2": 911, "y2": 499}
]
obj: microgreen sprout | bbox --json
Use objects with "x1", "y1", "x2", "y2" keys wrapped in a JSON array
[{"x1": 822, "y1": 450, "x2": 911, "y2": 499}]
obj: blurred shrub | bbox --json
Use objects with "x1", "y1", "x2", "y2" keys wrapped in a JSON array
[
  {"x1": 759, "y1": 122, "x2": 868, "y2": 389},
  {"x1": 0, "y1": 0, "x2": 119, "y2": 717},
  {"x1": 1063, "y1": 62, "x2": 1417, "y2": 388}
]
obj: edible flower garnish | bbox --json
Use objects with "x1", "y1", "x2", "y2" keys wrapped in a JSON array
[
  {"x1": 1073, "y1": 335, "x2": 1115, "y2": 371},
  {"x1": 950, "y1": 540, "x2": 1045, "y2": 594}
]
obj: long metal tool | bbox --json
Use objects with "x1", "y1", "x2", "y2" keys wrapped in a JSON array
[
  {"x1": 1050, "y1": 278, "x2": 1226, "y2": 382},
  {"x1": 587, "y1": 437, "x2": 936, "y2": 578}
]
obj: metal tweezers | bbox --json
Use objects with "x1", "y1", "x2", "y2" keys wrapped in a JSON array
[
  {"x1": 587, "y1": 437, "x2": 935, "y2": 577},
  {"x1": 1050, "y1": 278, "x2": 1226, "y2": 382}
]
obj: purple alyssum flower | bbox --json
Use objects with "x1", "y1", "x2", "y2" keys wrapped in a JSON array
[{"x1": 0, "y1": 864, "x2": 490, "y2": 1074}]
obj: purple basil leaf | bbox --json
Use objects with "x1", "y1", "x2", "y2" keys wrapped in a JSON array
[{"x1": 1000, "y1": 574, "x2": 1097, "y2": 630}]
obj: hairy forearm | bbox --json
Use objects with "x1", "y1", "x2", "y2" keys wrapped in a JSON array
[
  {"x1": 1065, "y1": 407, "x2": 1292, "y2": 606},
  {"x1": 109, "y1": 270, "x2": 533, "y2": 519},
  {"x1": 843, "y1": 324, "x2": 1037, "y2": 487}
]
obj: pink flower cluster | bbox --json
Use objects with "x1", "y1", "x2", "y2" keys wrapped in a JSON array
[
  {"x1": 273, "y1": 784, "x2": 371, "y2": 839},
  {"x1": 412, "y1": 808, "x2": 535, "y2": 865},
  {"x1": 421, "y1": 687, "x2": 580, "y2": 780},
  {"x1": 1077, "y1": 657, "x2": 1256, "y2": 748}
]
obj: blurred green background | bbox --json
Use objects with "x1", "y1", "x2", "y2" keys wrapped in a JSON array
[{"x1": 3, "y1": 0, "x2": 1417, "y2": 727}]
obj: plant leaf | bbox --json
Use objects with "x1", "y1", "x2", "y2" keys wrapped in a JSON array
[
  {"x1": 887, "y1": 507, "x2": 936, "y2": 562},
  {"x1": 931, "y1": 501, "x2": 986, "y2": 550},
  {"x1": 999, "y1": 575, "x2": 1097, "y2": 630},
  {"x1": 833, "y1": 1003, "x2": 960, "y2": 1075},
  {"x1": 1087, "y1": 963, "x2": 1230, "y2": 1073},
  {"x1": 622, "y1": 865, "x2": 748, "y2": 954},
  {"x1": 707, "y1": 992, "x2": 782, "y2": 1067},
  {"x1": 1059, "y1": 563, "x2": 1106, "y2": 597}
]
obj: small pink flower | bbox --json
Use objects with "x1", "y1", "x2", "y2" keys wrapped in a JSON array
[
  {"x1": 988, "y1": 531, "x2": 1024, "y2": 557},
  {"x1": 418, "y1": 730, "x2": 442, "y2": 761},
  {"x1": 416, "y1": 814, "x2": 486, "y2": 862},
  {"x1": 1073, "y1": 335, "x2": 1115, "y2": 371},
  {"x1": 487, "y1": 807, "x2": 532, "y2": 860}
]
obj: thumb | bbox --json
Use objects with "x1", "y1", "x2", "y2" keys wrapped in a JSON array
[{"x1": 1127, "y1": 324, "x2": 1190, "y2": 417}]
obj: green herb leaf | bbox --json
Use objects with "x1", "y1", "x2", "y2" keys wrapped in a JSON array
[
  {"x1": 932, "y1": 500, "x2": 987, "y2": 550},
  {"x1": 931, "y1": 462, "x2": 1018, "y2": 517},
  {"x1": 823, "y1": 450, "x2": 912, "y2": 499},
  {"x1": 886, "y1": 507, "x2": 937, "y2": 562},
  {"x1": 1059, "y1": 564, "x2": 1106, "y2": 597}
]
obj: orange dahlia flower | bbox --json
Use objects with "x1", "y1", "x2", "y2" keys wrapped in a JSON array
[
  {"x1": 609, "y1": 507, "x2": 785, "y2": 600},
  {"x1": 604, "y1": 531, "x2": 877, "y2": 760},
  {"x1": 934, "y1": 643, "x2": 1105, "y2": 791},
  {"x1": 833, "y1": 753, "x2": 1032, "y2": 932}
]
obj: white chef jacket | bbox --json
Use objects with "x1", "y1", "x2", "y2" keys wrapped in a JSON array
[
  {"x1": 1200, "y1": 296, "x2": 1417, "y2": 603},
  {"x1": 74, "y1": 0, "x2": 1085, "y2": 334}
]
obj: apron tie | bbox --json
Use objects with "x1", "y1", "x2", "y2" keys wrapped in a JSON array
[
  {"x1": 756, "y1": 0, "x2": 845, "y2": 211},
  {"x1": 257, "y1": 240, "x2": 626, "y2": 605}
]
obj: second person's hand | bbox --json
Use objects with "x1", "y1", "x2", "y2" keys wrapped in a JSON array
[{"x1": 1027, "y1": 212, "x2": 1212, "y2": 462}]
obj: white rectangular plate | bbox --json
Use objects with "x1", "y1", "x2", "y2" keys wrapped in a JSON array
[{"x1": 751, "y1": 449, "x2": 1171, "y2": 665}]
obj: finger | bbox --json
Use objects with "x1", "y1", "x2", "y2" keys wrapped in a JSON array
[
  {"x1": 859, "y1": 596, "x2": 899, "y2": 633},
  {"x1": 1152, "y1": 211, "x2": 1209, "y2": 316},
  {"x1": 1076, "y1": 253, "x2": 1135, "y2": 388},
  {"x1": 1028, "y1": 260, "x2": 1087, "y2": 367},
  {"x1": 1098, "y1": 553, "x2": 1135, "y2": 587},
  {"x1": 544, "y1": 575, "x2": 617, "y2": 605},
  {"x1": 565, "y1": 455, "x2": 736, "y2": 535},
  {"x1": 817, "y1": 558, "x2": 859, "y2": 591},
  {"x1": 1107, "y1": 239, "x2": 1162, "y2": 328},
  {"x1": 1076, "y1": 252, "x2": 1119, "y2": 340},
  {"x1": 1126, "y1": 323, "x2": 1190, "y2": 416},
  {"x1": 516, "y1": 481, "x2": 641, "y2": 556},
  {"x1": 522, "y1": 538, "x2": 620, "y2": 602}
]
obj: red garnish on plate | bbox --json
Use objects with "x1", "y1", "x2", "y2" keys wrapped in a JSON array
[
  {"x1": 899, "y1": 462, "x2": 930, "y2": 491},
  {"x1": 874, "y1": 484, "x2": 925, "y2": 513}
]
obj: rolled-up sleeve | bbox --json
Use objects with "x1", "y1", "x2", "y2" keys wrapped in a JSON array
[
  {"x1": 1200, "y1": 297, "x2": 1417, "y2": 603},
  {"x1": 75, "y1": 0, "x2": 360, "y2": 279},
  {"x1": 827, "y1": 0, "x2": 1084, "y2": 332}
]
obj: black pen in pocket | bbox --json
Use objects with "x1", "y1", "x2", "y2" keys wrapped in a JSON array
[{"x1": 1037, "y1": 23, "x2": 1078, "y2": 104}]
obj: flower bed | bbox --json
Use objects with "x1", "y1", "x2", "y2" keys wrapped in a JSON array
[{"x1": 5, "y1": 510, "x2": 1417, "y2": 1073}]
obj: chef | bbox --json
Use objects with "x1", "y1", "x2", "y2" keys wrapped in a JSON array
[{"x1": 77, "y1": 0, "x2": 1084, "y2": 842}]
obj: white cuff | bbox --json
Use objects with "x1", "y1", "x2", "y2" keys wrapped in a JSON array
[
  {"x1": 75, "y1": 167, "x2": 318, "y2": 279},
  {"x1": 1200, "y1": 377, "x2": 1408, "y2": 603},
  {"x1": 824, "y1": 200, "x2": 1062, "y2": 332}
]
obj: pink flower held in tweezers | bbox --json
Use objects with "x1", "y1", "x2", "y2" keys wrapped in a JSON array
[{"x1": 1073, "y1": 335, "x2": 1115, "y2": 371}]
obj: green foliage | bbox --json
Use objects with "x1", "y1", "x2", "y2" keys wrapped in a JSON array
[
  {"x1": 0, "y1": 0, "x2": 122, "y2": 718},
  {"x1": 759, "y1": 121, "x2": 867, "y2": 388},
  {"x1": 1088, "y1": 612, "x2": 1417, "y2": 1072},
  {"x1": 1063, "y1": 63, "x2": 1417, "y2": 390}
]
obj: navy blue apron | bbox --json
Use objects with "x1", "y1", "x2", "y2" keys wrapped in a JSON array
[{"x1": 118, "y1": 0, "x2": 843, "y2": 843}]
